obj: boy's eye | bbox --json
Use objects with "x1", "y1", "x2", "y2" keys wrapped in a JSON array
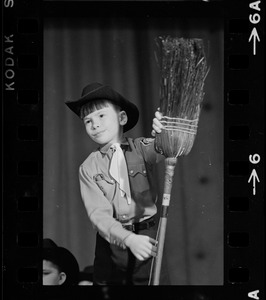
[
  {"x1": 43, "y1": 271, "x2": 50, "y2": 275},
  {"x1": 100, "y1": 114, "x2": 104, "y2": 118}
]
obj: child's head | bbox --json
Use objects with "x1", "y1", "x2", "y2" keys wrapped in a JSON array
[
  {"x1": 65, "y1": 83, "x2": 139, "y2": 140},
  {"x1": 81, "y1": 99, "x2": 128, "y2": 146},
  {"x1": 43, "y1": 238, "x2": 80, "y2": 286},
  {"x1": 43, "y1": 258, "x2": 66, "y2": 286}
]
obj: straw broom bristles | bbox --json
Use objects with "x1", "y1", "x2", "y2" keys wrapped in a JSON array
[{"x1": 155, "y1": 37, "x2": 209, "y2": 158}]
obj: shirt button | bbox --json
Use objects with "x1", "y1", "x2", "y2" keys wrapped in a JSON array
[
  {"x1": 110, "y1": 179, "x2": 114, "y2": 183},
  {"x1": 130, "y1": 170, "x2": 134, "y2": 174},
  {"x1": 143, "y1": 170, "x2": 146, "y2": 174}
]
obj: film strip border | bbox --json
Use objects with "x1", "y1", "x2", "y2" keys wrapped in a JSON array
[
  {"x1": 2, "y1": 0, "x2": 264, "y2": 299},
  {"x1": 3, "y1": 0, "x2": 43, "y2": 296},
  {"x1": 224, "y1": 1, "x2": 264, "y2": 299}
]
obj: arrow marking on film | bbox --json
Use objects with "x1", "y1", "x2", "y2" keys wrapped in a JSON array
[
  {"x1": 248, "y1": 27, "x2": 260, "y2": 55},
  {"x1": 248, "y1": 169, "x2": 260, "y2": 195}
]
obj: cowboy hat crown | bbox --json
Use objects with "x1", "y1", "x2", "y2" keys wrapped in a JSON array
[{"x1": 65, "y1": 82, "x2": 139, "y2": 132}]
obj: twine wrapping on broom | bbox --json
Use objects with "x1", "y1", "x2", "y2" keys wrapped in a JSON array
[{"x1": 149, "y1": 36, "x2": 209, "y2": 285}]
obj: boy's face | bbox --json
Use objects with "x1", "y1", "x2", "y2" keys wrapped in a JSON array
[
  {"x1": 43, "y1": 260, "x2": 66, "y2": 285},
  {"x1": 83, "y1": 103, "x2": 127, "y2": 146}
]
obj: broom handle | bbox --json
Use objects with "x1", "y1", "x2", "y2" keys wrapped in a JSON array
[{"x1": 151, "y1": 157, "x2": 177, "y2": 285}]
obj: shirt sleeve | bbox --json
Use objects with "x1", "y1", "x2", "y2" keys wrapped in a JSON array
[
  {"x1": 134, "y1": 137, "x2": 165, "y2": 165},
  {"x1": 79, "y1": 164, "x2": 132, "y2": 247}
]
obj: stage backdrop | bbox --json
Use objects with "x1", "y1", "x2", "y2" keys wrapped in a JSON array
[{"x1": 44, "y1": 13, "x2": 223, "y2": 285}]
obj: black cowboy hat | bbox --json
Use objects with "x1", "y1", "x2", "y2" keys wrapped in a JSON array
[
  {"x1": 65, "y1": 82, "x2": 139, "y2": 132},
  {"x1": 43, "y1": 238, "x2": 80, "y2": 286},
  {"x1": 79, "y1": 265, "x2": 94, "y2": 283}
]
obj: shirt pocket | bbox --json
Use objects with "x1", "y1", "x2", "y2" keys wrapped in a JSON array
[
  {"x1": 128, "y1": 164, "x2": 149, "y2": 194},
  {"x1": 93, "y1": 173, "x2": 115, "y2": 200}
]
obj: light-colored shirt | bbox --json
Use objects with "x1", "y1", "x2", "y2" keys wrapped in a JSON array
[{"x1": 79, "y1": 137, "x2": 163, "y2": 248}]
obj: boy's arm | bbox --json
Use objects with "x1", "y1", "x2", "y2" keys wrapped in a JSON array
[
  {"x1": 79, "y1": 165, "x2": 132, "y2": 248},
  {"x1": 80, "y1": 164, "x2": 158, "y2": 260}
]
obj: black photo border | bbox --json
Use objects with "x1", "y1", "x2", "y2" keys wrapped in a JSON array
[{"x1": 2, "y1": 1, "x2": 264, "y2": 299}]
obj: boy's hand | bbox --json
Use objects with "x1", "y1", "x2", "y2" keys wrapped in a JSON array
[
  {"x1": 124, "y1": 233, "x2": 157, "y2": 261},
  {"x1": 151, "y1": 109, "x2": 164, "y2": 137}
]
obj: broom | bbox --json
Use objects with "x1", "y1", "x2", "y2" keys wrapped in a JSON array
[{"x1": 150, "y1": 36, "x2": 209, "y2": 285}]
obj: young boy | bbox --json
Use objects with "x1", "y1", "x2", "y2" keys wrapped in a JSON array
[
  {"x1": 65, "y1": 82, "x2": 164, "y2": 285},
  {"x1": 43, "y1": 238, "x2": 80, "y2": 286}
]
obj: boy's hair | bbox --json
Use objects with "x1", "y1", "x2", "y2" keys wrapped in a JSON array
[
  {"x1": 43, "y1": 250, "x2": 63, "y2": 273},
  {"x1": 80, "y1": 99, "x2": 121, "y2": 119}
]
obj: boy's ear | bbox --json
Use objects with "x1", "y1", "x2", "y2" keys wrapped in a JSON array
[
  {"x1": 58, "y1": 272, "x2": 67, "y2": 285},
  {"x1": 119, "y1": 110, "x2": 128, "y2": 126}
]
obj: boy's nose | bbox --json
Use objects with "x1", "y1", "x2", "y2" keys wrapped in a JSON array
[{"x1": 92, "y1": 120, "x2": 100, "y2": 129}]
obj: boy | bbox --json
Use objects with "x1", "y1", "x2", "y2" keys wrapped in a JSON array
[
  {"x1": 65, "y1": 82, "x2": 164, "y2": 285},
  {"x1": 43, "y1": 238, "x2": 80, "y2": 286}
]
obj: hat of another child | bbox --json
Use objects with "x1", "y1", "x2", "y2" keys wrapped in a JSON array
[
  {"x1": 43, "y1": 238, "x2": 80, "y2": 286},
  {"x1": 79, "y1": 265, "x2": 94, "y2": 285},
  {"x1": 65, "y1": 82, "x2": 139, "y2": 132}
]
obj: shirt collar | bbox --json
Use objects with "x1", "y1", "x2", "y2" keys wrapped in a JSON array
[{"x1": 99, "y1": 137, "x2": 129, "y2": 155}]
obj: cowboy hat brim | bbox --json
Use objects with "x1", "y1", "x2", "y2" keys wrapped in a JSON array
[{"x1": 65, "y1": 83, "x2": 139, "y2": 132}]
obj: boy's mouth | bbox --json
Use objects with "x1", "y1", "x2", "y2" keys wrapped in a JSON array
[{"x1": 93, "y1": 130, "x2": 106, "y2": 137}]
